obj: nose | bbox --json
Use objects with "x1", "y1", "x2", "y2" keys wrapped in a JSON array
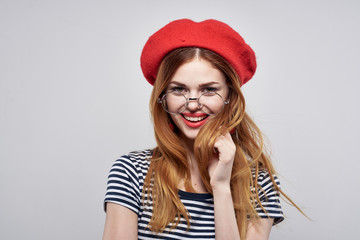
[{"x1": 186, "y1": 97, "x2": 200, "y2": 111}]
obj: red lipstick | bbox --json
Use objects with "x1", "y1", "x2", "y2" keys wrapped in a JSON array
[{"x1": 181, "y1": 113, "x2": 209, "y2": 128}]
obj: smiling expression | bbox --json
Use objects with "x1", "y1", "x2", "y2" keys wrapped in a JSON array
[{"x1": 167, "y1": 58, "x2": 229, "y2": 143}]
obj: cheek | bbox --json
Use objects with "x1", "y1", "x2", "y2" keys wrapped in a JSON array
[{"x1": 170, "y1": 114, "x2": 182, "y2": 126}]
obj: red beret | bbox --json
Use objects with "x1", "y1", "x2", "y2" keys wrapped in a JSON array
[{"x1": 140, "y1": 19, "x2": 257, "y2": 86}]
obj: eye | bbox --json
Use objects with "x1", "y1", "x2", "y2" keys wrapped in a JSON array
[
  {"x1": 170, "y1": 86, "x2": 186, "y2": 93},
  {"x1": 202, "y1": 87, "x2": 217, "y2": 93}
]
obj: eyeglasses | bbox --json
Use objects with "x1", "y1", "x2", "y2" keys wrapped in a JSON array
[{"x1": 157, "y1": 90, "x2": 229, "y2": 115}]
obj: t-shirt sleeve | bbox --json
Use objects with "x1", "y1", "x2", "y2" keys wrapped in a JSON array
[
  {"x1": 254, "y1": 170, "x2": 284, "y2": 225},
  {"x1": 104, "y1": 155, "x2": 141, "y2": 215}
]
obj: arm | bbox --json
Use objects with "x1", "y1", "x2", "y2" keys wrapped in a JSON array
[
  {"x1": 246, "y1": 218, "x2": 274, "y2": 240},
  {"x1": 212, "y1": 185, "x2": 240, "y2": 240},
  {"x1": 103, "y1": 155, "x2": 142, "y2": 239},
  {"x1": 209, "y1": 133, "x2": 275, "y2": 240},
  {"x1": 212, "y1": 190, "x2": 275, "y2": 240},
  {"x1": 102, "y1": 202, "x2": 138, "y2": 240},
  {"x1": 208, "y1": 132, "x2": 240, "y2": 240}
]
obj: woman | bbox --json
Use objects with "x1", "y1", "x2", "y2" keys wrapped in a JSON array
[{"x1": 103, "y1": 19, "x2": 295, "y2": 240}]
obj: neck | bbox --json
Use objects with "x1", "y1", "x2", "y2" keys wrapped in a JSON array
[
  {"x1": 180, "y1": 137, "x2": 195, "y2": 161},
  {"x1": 178, "y1": 137, "x2": 208, "y2": 193}
]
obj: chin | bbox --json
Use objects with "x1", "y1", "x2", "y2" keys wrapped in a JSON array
[
  {"x1": 181, "y1": 130, "x2": 200, "y2": 142},
  {"x1": 172, "y1": 113, "x2": 210, "y2": 140}
]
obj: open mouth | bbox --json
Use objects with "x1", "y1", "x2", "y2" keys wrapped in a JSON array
[
  {"x1": 182, "y1": 114, "x2": 208, "y2": 122},
  {"x1": 180, "y1": 113, "x2": 209, "y2": 128}
]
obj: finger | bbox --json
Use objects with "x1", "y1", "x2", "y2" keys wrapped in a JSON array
[
  {"x1": 213, "y1": 147, "x2": 219, "y2": 154},
  {"x1": 214, "y1": 133, "x2": 232, "y2": 147},
  {"x1": 223, "y1": 131, "x2": 232, "y2": 140}
]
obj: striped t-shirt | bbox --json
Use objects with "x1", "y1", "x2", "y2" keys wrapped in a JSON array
[{"x1": 104, "y1": 149, "x2": 284, "y2": 239}]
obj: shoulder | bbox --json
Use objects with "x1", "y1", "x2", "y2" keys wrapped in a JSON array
[
  {"x1": 104, "y1": 149, "x2": 153, "y2": 213},
  {"x1": 252, "y1": 169, "x2": 281, "y2": 202},
  {"x1": 253, "y1": 169, "x2": 280, "y2": 189},
  {"x1": 111, "y1": 149, "x2": 152, "y2": 174},
  {"x1": 252, "y1": 168, "x2": 284, "y2": 225},
  {"x1": 256, "y1": 169, "x2": 280, "y2": 185},
  {"x1": 107, "y1": 149, "x2": 152, "y2": 192},
  {"x1": 116, "y1": 149, "x2": 152, "y2": 164}
]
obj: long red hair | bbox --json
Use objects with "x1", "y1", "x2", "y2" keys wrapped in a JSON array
[{"x1": 143, "y1": 47, "x2": 303, "y2": 238}]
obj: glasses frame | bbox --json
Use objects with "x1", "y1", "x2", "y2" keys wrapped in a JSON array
[{"x1": 157, "y1": 90, "x2": 230, "y2": 115}]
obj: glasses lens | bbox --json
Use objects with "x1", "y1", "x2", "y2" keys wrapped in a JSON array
[
  {"x1": 198, "y1": 92, "x2": 226, "y2": 115},
  {"x1": 160, "y1": 91, "x2": 228, "y2": 115},
  {"x1": 162, "y1": 92, "x2": 187, "y2": 114}
]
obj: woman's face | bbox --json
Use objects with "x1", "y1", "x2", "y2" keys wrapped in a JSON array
[{"x1": 165, "y1": 58, "x2": 229, "y2": 143}]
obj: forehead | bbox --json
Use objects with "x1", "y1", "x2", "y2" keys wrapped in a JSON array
[{"x1": 170, "y1": 59, "x2": 226, "y2": 86}]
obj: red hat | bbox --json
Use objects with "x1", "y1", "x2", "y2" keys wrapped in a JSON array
[{"x1": 140, "y1": 19, "x2": 257, "y2": 86}]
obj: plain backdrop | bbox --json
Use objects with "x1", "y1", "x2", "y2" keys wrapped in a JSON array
[{"x1": 1, "y1": 0, "x2": 359, "y2": 239}]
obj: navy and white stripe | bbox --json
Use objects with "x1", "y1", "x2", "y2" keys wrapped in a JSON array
[
  {"x1": 104, "y1": 149, "x2": 284, "y2": 239},
  {"x1": 252, "y1": 171, "x2": 284, "y2": 224}
]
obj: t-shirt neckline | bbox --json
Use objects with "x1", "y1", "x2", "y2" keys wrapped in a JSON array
[{"x1": 178, "y1": 189, "x2": 213, "y2": 200}]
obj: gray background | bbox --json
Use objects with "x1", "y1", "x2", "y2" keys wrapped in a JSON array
[{"x1": 1, "y1": 0, "x2": 359, "y2": 239}]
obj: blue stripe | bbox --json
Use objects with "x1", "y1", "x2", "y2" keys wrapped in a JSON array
[{"x1": 104, "y1": 149, "x2": 284, "y2": 238}]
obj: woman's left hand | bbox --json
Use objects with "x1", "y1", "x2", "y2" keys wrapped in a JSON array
[{"x1": 208, "y1": 131, "x2": 236, "y2": 190}]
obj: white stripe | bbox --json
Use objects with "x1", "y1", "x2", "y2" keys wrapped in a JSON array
[{"x1": 105, "y1": 150, "x2": 283, "y2": 239}]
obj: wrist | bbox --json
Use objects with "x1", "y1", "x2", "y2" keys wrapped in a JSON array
[{"x1": 211, "y1": 183, "x2": 232, "y2": 195}]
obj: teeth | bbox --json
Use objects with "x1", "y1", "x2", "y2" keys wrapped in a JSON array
[{"x1": 183, "y1": 115, "x2": 207, "y2": 122}]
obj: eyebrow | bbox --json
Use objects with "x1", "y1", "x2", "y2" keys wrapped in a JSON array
[
  {"x1": 169, "y1": 81, "x2": 220, "y2": 87},
  {"x1": 168, "y1": 81, "x2": 186, "y2": 87},
  {"x1": 199, "y1": 82, "x2": 220, "y2": 87}
]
